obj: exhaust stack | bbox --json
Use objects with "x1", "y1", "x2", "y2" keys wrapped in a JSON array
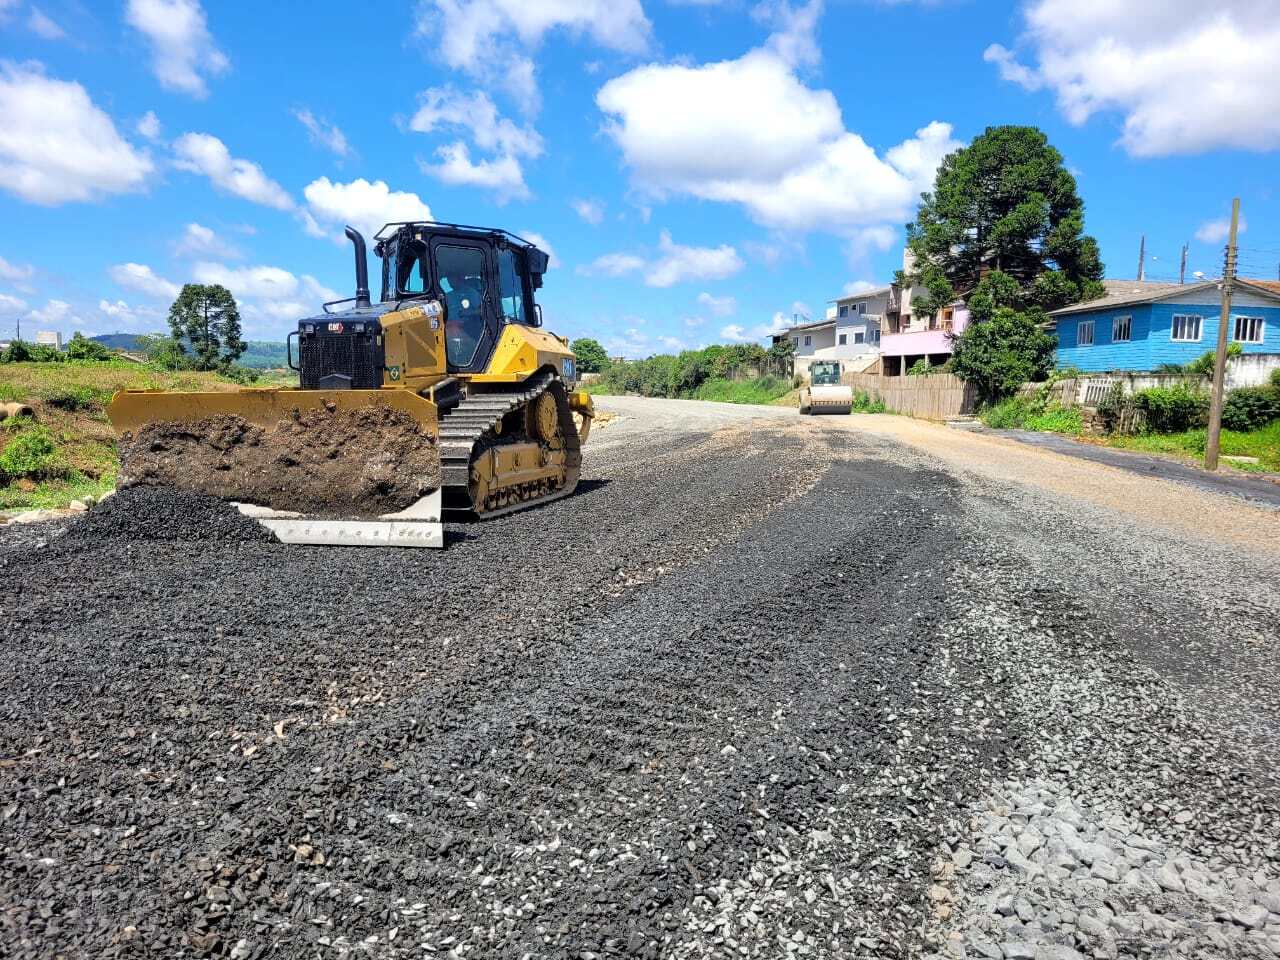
[{"x1": 345, "y1": 226, "x2": 371, "y2": 308}]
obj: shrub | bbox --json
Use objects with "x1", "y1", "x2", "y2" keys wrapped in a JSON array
[
  {"x1": 1131, "y1": 385, "x2": 1209, "y2": 433},
  {"x1": 1184, "y1": 342, "x2": 1242, "y2": 377},
  {"x1": 220, "y1": 365, "x2": 261, "y2": 386},
  {"x1": 980, "y1": 396, "x2": 1035, "y2": 429},
  {"x1": 65, "y1": 332, "x2": 112, "y2": 361},
  {"x1": 0, "y1": 425, "x2": 72, "y2": 481},
  {"x1": 43, "y1": 385, "x2": 107, "y2": 411},
  {"x1": 851, "y1": 391, "x2": 887, "y2": 414},
  {"x1": 1222, "y1": 385, "x2": 1280, "y2": 431},
  {"x1": 907, "y1": 358, "x2": 934, "y2": 376},
  {"x1": 951, "y1": 306, "x2": 1057, "y2": 402},
  {"x1": 1, "y1": 340, "x2": 34, "y2": 363},
  {"x1": 1024, "y1": 404, "x2": 1083, "y2": 434}
]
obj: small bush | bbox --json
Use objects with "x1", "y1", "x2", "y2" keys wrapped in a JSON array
[
  {"x1": 0, "y1": 425, "x2": 72, "y2": 481},
  {"x1": 1222, "y1": 385, "x2": 1280, "y2": 431},
  {"x1": 907, "y1": 358, "x2": 934, "y2": 376},
  {"x1": 64, "y1": 332, "x2": 112, "y2": 361},
  {"x1": 980, "y1": 396, "x2": 1035, "y2": 429},
  {"x1": 219, "y1": 365, "x2": 261, "y2": 386},
  {"x1": 850, "y1": 391, "x2": 887, "y2": 414},
  {"x1": 1184, "y1": 342, "x2": 1242, "y2": 377},
  {"x1": 43, "y1": 384, "x2": 108, "y2": 411},
  {"x1": 1024, "y1": 404, "x2": 1083, "y2": 434},
  {"x1": 1130, "y1": 385, "x2": 1209, "y2": 433}
]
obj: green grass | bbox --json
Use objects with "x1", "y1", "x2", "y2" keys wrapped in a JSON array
[
  {"x1": 980, "y1": 397, "x2": 1082, "y2": 435},
  {"x1": 1108, "y1": 422, "x2": 1280, "y2": 472},
  {"x1": 692, "y1": 376, "x2": 791, "y2": 404}
]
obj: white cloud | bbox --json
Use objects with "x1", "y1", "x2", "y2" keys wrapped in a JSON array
[
  {"x1": 520, "y1": 230, "x2": 560, "y2": 268},
  {"x1": 25, "y1": 298, "x2": 83, "y2": 329},
  {"x1": 579, "y1": 232, "x2": 744, "y2": 287},
  {"x1": 302, "y1": 176, "x2": 433, "y2": 244},
  {"x1": 648, "y1": 231, "x2": 743, "y2": 287},
  {"x1": 125, "y1": 0, "x2": 228, "y2": 98},
  {"x1": 0, "y1": 62, "x2": 154, "y2": 205},
  {"x1": 596, "y1": 39, "x2": 957, "y2": 233},
  {"x1": 109, "y1": 262, "x2": 180, "y2": 300},
  {"x1": 0, "y1": 255, "x2": 35, "y2": 284},
  {"x1": 28, "y1": 7, "x2": 66, "y2": 39},
  {"x1": 415, "y1": 0, "x2": 651, "y2": 109},
  {"x1": 136, "y1": 110, "x2": 162, "y2": 141},
  {"x1": 720, "y1": 323, "x2": 750, "y2": 342},
  {"x1": 572, "y1": 197, "x2": 606, "y2": 225},
  {"x1": 843, "y1": 279, "x2": 878, "y2": 296},
  {"x1": 175, "y1": 222, "x2": 242, "y2": 259},
  {"x1": 419, "y1": 142, "x2": 529, "y2": 201},
  {"x1": 409, "y1": 86, "x2": 543, "y2": 157},
  {"x1": 294, "y1": 108, "x2": 350, "y2": 158},
  {"x1": 697, "y1": 291, "x2": 736, "y2": 316},
  {"x1": 192, "y1": 262, "x2": 301, "y2": 300},
  {"x1": 755, "y1": 0, "x2": 823, "y2": 69},
  {"x1": 409, "y1": 87, "x2": 542, "y2": 200},
  {"x1": 579, "y1": 252, "x2": 646, "y2": 278},
  {"x1": 189, "y1": 262, "x2": 341, "y2": 331},
  {"x1": 1195, "y1": 215, "x2": 1248, "y2": 245},
  {"x1": 684, "y1": 315, "x2": 705, "y2": 328},
  {"x1": 98, "y1": 299, "x2": 162, "y2": 325},
  {"x1": 987, "y1": 2, "x2": 1280, "y2": 156},
  {"x1": 0, "y1": 293, "x2": 28, "y2": 315},
  {"x1": 172, "y1": 133, "x2": 294, "y2": 210}
]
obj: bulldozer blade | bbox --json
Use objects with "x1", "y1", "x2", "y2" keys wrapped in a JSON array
[
  {"x1": 107, "y1": 386, "x2": 440, "y2": 435},
  {"x1": 108, "y1": 387, "x2": 444, "y2": 534},
  {"x1": 235, "y1": 490, "x2": 444, "y2": 549}
]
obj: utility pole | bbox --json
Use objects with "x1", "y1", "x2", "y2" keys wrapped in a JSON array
[
  {"x1": 1205, "y1": 198, "x2": 1240, "y2": 472},
  {"x1": 1137, "y1": 234, "x2": 1146, "y2": 281},
  {"x1": 1179, "y1": 244, "x2": 1188, "y2": 284}
]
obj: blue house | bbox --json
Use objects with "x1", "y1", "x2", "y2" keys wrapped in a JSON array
[{"x1": 1049, "y1": 279, "x2": 1280, "y2": 372}]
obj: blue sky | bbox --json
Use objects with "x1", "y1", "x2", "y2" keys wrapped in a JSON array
[{"x1": 1, "y1": 0, "x2": 1278, "y2": 356}]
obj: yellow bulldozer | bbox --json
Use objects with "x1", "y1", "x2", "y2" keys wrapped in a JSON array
[{"x1": 107, "y1": 222, "x2": 594, "y2": 547}]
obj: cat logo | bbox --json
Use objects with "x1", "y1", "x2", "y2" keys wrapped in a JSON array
[{"x1": 388, "y1": 365, "x2": 401, "y2": 381}]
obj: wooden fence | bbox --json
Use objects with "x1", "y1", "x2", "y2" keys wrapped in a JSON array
[{"x1": 842, "y1": 372, "x2": 977, "y2": 421}]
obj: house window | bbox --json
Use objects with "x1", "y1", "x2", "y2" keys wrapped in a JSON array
[
  {"x1": 839, "y1": 305, "x2": 849, "y2": 317},
  {"x1": 1234, "y1": 315, "x2": 1265, "y2": 344},
  {"x1": 854, "y1": 330, "x2": 865, "y2": 344},
  {"x1": 1113, "y1": 315, "x2": 1132, "y2": 342},
  {"x1": 857, "y1": 302, "x2": 867, "y2": 314},
  {"x1": 838, "y1": 333, "x2": 847, "y2": 345},
  {"x1": 790, "y1": 337, "x2": 798, "y2": 347},
  {"x1": 869, "y1": 327, "x2": 881, "y2": 345},
  {"x1": 804, "y1": 335, "x2": 812, "y2": 347},
  {"x1": 1171, "y1": 314, "x2": 1203, "y2": 342},
  {"x1": 1078, "y1": 320, "x2": 1095, "y2": 346}
]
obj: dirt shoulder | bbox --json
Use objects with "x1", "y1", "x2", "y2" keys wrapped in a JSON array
[{"x1": 836, "y1": 413, "x2": 1280, "y2": 555}]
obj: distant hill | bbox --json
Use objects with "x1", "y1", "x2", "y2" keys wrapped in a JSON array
[{"x1": 90, "y1": 334, "x2": 289, "y2": 369}]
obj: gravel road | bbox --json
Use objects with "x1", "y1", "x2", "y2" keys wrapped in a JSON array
[{"x1": 3, "y1": 396, "x2": 1279, "y2": 960}]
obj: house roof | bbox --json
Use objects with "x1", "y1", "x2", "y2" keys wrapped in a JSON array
[
  {"x1": 1048, "y1": 277, "x2": 1280, "y2": 319},
  {"x1": 831, "y1": 286, "x2": 892, "y2": 303},
  {"x1": 779, "y1": 317, "x2": 835, "y2": 335}
]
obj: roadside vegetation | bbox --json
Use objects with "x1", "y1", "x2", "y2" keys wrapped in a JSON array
[{"x1": 584, "y1": 342, "x2": 796, "y2": 405}]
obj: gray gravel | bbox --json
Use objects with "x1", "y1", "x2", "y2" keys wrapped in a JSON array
[{"x1": 2, "y1": 396, "x2": 1278, "y2": 959}]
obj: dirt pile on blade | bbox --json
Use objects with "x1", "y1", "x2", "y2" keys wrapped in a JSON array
[
  {"x1": 63, "y1": 487, "x2": 279, "y2": 543},
  {"x1": 118, "y1": 404, "x2": 442, "y2": 517}
]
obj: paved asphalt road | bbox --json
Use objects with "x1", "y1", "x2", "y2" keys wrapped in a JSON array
[{"x1": 2, "y1": 396, "x2": 1279, "y2": 960}]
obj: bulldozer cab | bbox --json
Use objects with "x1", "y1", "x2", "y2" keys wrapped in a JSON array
[{"x1": 375, "y1": 222, "x2": 549, "y2": 374}]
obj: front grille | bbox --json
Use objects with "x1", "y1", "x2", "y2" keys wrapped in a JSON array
[{"x1": 299, "y1": 328, "x2": 383, "y2": 389}]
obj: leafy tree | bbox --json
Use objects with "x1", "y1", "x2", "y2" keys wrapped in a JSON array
[
  {"x1": 0, "y1": 339, "x2": 34, "y2": 363},
  {"x1": 166, "y1": 284, "x2": 245, "y2": 371},
  {"x1": 904, "y1": 125, "x2": 1105, "y2": 315},
  {"x1": 570, "y1": 337, "x2": 610, "y2": 373},
  {"x1": 138, "y1": 334, "x2": 195, "y2": 371},
  {"x1": 951, "y1": 306, "x2": 1057, "y2": 404},
  {"x1": 65, "y1": 332, "x2": 112, "y2": 361}
]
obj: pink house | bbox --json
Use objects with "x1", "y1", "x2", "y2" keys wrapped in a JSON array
[{"x1": 878, "y1": 249, "x2": 969, "y2": 376}]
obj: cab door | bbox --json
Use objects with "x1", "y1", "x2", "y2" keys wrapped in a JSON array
[{"x1": 430, "y1": 237, "x2": 499, "y2": 373}]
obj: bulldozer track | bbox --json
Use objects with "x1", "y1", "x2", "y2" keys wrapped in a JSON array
[{"x1": 435, "y1": 370, "x2": 582, "y2": 516}]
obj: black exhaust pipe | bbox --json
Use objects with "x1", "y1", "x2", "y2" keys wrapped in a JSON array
[{"x1": 344, "y1": 226, "x2": 371, "y2": 308}]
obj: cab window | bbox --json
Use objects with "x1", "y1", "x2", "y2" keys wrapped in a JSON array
[
  {"x1": 397, "y1": 239, "x2": 428, "y2": 294},
  {"x1": 436, "y1": 244, "x2": 488, "y2": 367},
  {"x1": 497, "y1": 247, "x2": 527, "y2": 324}
]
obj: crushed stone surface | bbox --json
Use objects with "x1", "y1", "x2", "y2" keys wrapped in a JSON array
[
  {"x1": 1, "y1": 395, "x2": 1278, "y2": 959},
  {"x1": 118, "y1": 404, "x2": 441, "y2": 516},
  {"x1": 60, "y1": 487, "x2": 279, "y2": 544}
]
